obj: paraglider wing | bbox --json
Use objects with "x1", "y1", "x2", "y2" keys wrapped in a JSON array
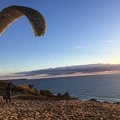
[{"x1": 0, "y1": 5, "x2": 46, "y2": 36}]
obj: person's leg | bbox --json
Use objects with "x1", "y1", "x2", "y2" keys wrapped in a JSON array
[
  {"x1": 9, "y1": 95, "x2": 11, "y2": 102},
  {"x1": 5, "y1": 96, "x2": 8, "y2": 102},
  {"x1": 8, "y1": 93, "x2": 11, "y2": 102}
]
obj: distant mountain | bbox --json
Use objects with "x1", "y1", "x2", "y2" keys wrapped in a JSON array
[{"x1": 18, "y1": 63, "x2": 120, "y2": 77}]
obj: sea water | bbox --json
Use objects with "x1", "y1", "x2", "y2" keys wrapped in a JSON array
[{"x1": 11, "y1": 74, "x2": 120, "y2": 103}]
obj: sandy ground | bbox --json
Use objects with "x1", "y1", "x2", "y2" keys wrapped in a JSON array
[{"x1": 0, "y1": 99, "x2": 120, "y2": 120}]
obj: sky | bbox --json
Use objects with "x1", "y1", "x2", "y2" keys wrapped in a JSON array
[{"x1": 0, "y1": 0, "x2": 120, "y2": 75}]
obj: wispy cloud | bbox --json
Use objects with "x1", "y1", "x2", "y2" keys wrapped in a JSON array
[
  {"x1": 104, "y1": 40, "x2": 115, "y2": 43},
  {"x1": 75, "y1": 46, "x2": 92, "y2": 49},
  {"x1": 50, "y1": 54, "x2": 54, "y2": 59}
]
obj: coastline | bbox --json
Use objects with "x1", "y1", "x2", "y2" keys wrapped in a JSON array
[
  {"x1": 1, "y1": 80, "x2": 120, "y2": 119},
  {"x1": 0, "y1": 99, "x2": 120, "y2": 120},
  {"x1": 9, "y1": 74, "x2": 120, "y2": 104}
]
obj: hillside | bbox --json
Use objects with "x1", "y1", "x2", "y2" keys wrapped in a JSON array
[{"x1": 0, "y1": 80, "x2": 75, "y2": 100}]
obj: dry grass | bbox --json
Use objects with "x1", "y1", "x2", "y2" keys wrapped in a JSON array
[{"x1": 18, "y1": 84, "x2": 38, "y2": 95}]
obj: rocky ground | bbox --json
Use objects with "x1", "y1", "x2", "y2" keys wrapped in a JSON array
[{"x1": 0, "y1": 99, "x2": 120, "y2": 120}]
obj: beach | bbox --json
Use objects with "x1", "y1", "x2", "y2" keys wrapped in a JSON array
[{"x1": 0, "y1": 99, "x2": 120, "y2": 120}]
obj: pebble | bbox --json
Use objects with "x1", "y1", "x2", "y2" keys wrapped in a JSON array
[{"x1": 0, "y1": 100, "x2": 120, "y2": 119}]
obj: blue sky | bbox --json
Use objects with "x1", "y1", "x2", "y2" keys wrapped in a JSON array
[{"x1": 0, "y1": 0, "x2": 120, "y2": 75}]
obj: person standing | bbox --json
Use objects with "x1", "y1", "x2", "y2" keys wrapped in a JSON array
[{"x1": 5, "y1": 82, "x2": 12, "y2": 102}]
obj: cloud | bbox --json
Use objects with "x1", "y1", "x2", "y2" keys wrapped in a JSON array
[
  {"x1": 75, "y1": 46, "x2": 92, "y2": 49},
  {"x1": 1, "y1": 64, "x2": 120, "y2": 80},
  {"x1": 104, "y1": 40, "x2": 115, "y2": 43}
]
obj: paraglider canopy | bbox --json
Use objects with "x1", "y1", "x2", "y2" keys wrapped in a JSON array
[
  {"x1": 0, "y1": 5, "x2": 47, "y2": 77},
  {"x1": 0, "y1": 5, "x2": 47, "y2": 36}
]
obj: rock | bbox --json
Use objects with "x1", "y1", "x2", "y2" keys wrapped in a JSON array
[{"x1": 89, "y1": 99, "x2": 97, "y2": 102}]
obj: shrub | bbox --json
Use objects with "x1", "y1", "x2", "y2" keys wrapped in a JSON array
[
  {"x1": 18, "y1": 84, "x2": 38, "y2": 95},
  {"x1": 39, "y1": 90, "x2": 53, "y2": 97}
]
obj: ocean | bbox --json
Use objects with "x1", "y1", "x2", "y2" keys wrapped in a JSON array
[{"x1": 11, "y1": 74, "x2": 120, "y2": 103}]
